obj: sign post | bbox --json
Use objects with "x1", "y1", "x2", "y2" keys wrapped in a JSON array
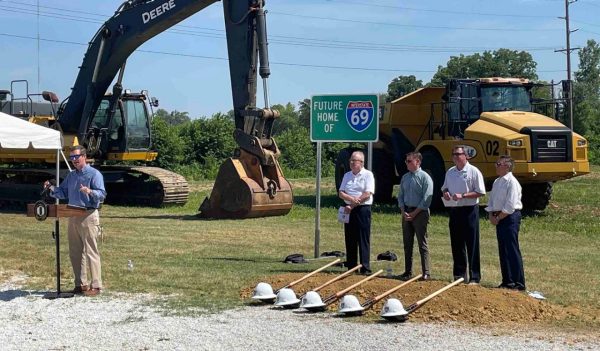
[{"x1": 310, "y1": 94, "x2": 379, "y2": 258}]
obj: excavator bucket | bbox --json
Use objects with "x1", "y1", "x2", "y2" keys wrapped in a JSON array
[{"x1": 199, "y1": 150, "x2": 293, "y2": 219}]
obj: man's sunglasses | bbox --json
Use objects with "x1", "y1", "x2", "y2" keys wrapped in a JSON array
[{"x1": 69, "y1": 154, "x2": 84, "y2": 160}]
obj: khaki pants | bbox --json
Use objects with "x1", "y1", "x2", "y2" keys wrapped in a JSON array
[
  {"x1": 401, "y1": 210, "x2": 430, "y2": 275},
  {"x1": 68, "y1": 210, "x2": 102, "y2": 289}
]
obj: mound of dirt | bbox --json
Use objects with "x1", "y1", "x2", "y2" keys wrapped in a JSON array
[{"x1": 241, "y1": 272, "x2": 590, "y2": 326}]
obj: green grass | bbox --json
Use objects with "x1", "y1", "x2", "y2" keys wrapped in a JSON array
[{"x1": 1, "y1": 166, "x2": 599, "y2": 317}]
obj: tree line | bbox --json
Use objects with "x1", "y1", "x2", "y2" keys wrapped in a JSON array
[{"x1": 150, "y1": 44, "x2": 600, "y2": 180}]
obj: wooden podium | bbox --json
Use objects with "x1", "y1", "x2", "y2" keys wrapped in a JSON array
[
  {"x1": 27, "y1": 203, "x2": 88, "y2": 220},
  {"x1": 27, "y1": 202, "x2": 89, "y2": 299}
]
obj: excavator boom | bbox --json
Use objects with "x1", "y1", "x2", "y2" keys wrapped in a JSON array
[
  {"x1": 59, "y1": 0, "x2": 219, "y2": 140},
  {"x1": 2, "y1": 0, "x2": 293, "y2": 217}
]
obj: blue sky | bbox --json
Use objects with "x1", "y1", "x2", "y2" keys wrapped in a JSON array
[{"x1": 1, "y1": 0, "x2": 599, "y2": 118}]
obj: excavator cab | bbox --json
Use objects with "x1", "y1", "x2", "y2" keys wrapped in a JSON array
[
  {"x1": 122, "y1": 92, "x2": 153, "y2": 151},
  {"x1": 87, "y1": 92, "x2": 153, "y2": 157}
]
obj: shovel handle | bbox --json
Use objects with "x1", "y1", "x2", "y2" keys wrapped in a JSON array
[
  {"x1": 322, "y1": 269, "x2": 383, "y2": 305},
  {"x1": 408, "y1": 277, "x2": 465, "y2": 313},
  {"x1": 283, "y1": 258, "x2": 341, "y2": 289},
  {"x1": 311, "y1": 264, "x2": 362, "y2": 292},
  {"x1": 335, "y1": 269, "x2": 383, "y2": 298},
  {"x1": 361, "y1": 274, "x2": 422, "y2": 310},
  {"x1": 373, "y1": 274, "x2": 422, "y2": 302}
]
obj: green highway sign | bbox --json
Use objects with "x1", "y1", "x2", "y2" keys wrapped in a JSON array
[{"x1": 310, "y1": 94, "x2": 379, "y2": 142}]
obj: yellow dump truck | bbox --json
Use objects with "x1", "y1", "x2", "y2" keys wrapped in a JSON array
[{"x1": 335, "y1": 77, "x2": 589, "y2": 211}]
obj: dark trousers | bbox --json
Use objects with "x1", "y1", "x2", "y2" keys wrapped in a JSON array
[
  {"x1": 496, "y1": 211, "x2": 525, "y2": 289},
  {"x1": 344, "y1": 205, "x2": 371, "y2": 272},
  {"x1": 449, "y1": 205, "x2": 481, "y2": 283},
  {"x1": 402, "y1": 210, "x2": 430, "y2": 275}
]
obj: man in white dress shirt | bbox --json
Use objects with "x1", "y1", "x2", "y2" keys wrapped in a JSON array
[
  {"x1": 486, "y1": 155, "x2": 526, "y2": 290},
  {"x1": 442, "y1": 145, "x2": 486, "y2": 284},
  {"x1": 339, "y1": 151, "x2": 375, "y2": 275}
]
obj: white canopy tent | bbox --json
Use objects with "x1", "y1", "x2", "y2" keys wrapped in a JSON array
[
  {"x1": 0, "y1": 111, "x2": 72, "y2": 298},
  {"x1": 0, "y1": 111, "x2": 62, "y2": 149}
]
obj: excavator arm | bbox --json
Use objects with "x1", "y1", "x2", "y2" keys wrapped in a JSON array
[
  {"x1": 58, "y1": 0, "x2": 219, "y2": 139},
  {"x1": 200, "y1": 0, "x2": 293, "y2": 218},
  {"x1": 57, "y1": 0, "x2": 292, "y2": 218}
]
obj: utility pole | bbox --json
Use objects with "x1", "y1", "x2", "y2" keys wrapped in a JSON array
[{"x1": 556, "y1": 0, "x2": 579, "y2": 130}]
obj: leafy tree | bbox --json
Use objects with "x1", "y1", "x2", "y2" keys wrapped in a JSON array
[
  {"x1": 179, "y1": 112, "x2": 236, "y2": 165},
  {"x1": 573, "y1": 40, "x2": 600, "y2": 136},
  {"x1": 297, "y1": 98, "x2": 311, "y2": 129},
  {"x1": 276, "y1": 126, "x2": 315, "y2": 177},
  {"x1": 386, "y1": 75, "x2": 423, "y2": 102},
  {"x1": 429, "y1": 49, "x2": 538, "y2": 86},
  {"x1": 150, "y1": 117, "x2": 185, "y2": 170},
  {"x1": 271, "y1": 102, "x2": 300, "y2": 135},
  {"x1": 154, "y1": 109, "x2": 191, "y2": 126},
  {"x1": 573, "y1": 39, "x2": 600, "y2": 164}
]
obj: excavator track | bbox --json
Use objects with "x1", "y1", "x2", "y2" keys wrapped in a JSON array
[
  {"x1": 99, "y1": 166, "x2": 189, "y2": 206},
  {"x1": 0, "y1": 166, "x2": 188, "y2": 210},
  {"x1": 0, "y1": 168, "x2": 63, "y2": 210}
]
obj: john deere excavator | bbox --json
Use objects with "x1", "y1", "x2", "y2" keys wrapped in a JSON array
[{"x1": 0, "y1": 0, "x2": 292, "y2": 218}]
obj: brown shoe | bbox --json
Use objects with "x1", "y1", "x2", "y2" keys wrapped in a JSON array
[
  {"x1": 70, "y1": 285, "x2": 89, "y2": 294},
  {"x1": 83, "y1": 288, "x2": 101, "y2": 297}
]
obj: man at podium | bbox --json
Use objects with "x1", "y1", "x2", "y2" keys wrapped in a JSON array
[{"x1": 44, "y1": 145, "x2": 106, "y2": 296}]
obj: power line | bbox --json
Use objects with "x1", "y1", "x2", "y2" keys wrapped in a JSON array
[
  {"x1": 572, "y1": 19, "x2": 600, "y2": 28},
  {"x1": 579, "y1": 0, "x2": 600, "y2": 7},
  {"x1": 2, "y1": 0, "x2": 557, "y2": 20},
  {"x1": 0, "y1": 32, "x2": 568, "y2": 73},
  {"x1": 268, "y1": 11, "x2": 562, "y2": 32},
  {"x1": 325, "y1": 0, "x2": 554, "y2": 18},
  {"x1": 168, "y1": 27, "x2": 559, "y2": 53},
  {"x1": 580, "y1": 29, "x2": 600, "y2": 36},
  {"x1": 0, "y1": 7, "x2": 105, "y2": 24},
  {"x1": 7, "y1": 0, "x2": 597, "y2": 40},
  {"x1": 2, "y1": 1, "x2": 563, "y2": 33},
  {"x1": 1, "y1": 0, "x2": 107, "y2": 17},
  {"x1": 0, "y1": 6, "x2": 563, "y2": 54}
]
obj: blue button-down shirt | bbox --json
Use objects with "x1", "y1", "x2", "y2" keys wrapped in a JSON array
[{"x1": 51, "y1": 165, "x2": 106, "y2": 209}]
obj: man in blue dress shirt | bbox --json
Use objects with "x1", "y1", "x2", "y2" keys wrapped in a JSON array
[{"x1": 45, "y1": 145, "x2": 106, "y2": 296}]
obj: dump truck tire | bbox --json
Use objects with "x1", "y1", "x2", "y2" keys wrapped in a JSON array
[
  {"x1": 522, "y1": 182, "x2": 552, "y2": 212},
  {"x1": 420, "y1": 149, "x2": 445, "y2": 210},
  {"x1": 372, "y1": 149, "x2": 396, "y2": 203}
]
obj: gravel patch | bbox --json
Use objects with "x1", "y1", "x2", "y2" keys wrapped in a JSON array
[{"x1": 1, "y1": 277, "x2": 597, "y2": 351}]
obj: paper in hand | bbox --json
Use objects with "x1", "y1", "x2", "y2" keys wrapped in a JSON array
[
  {"x1": 441, "y1": 197, "x2": 459, "y2": 207},
  {"x1": 337, "y1": 206, "x2": 350, "y2": 224}
]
